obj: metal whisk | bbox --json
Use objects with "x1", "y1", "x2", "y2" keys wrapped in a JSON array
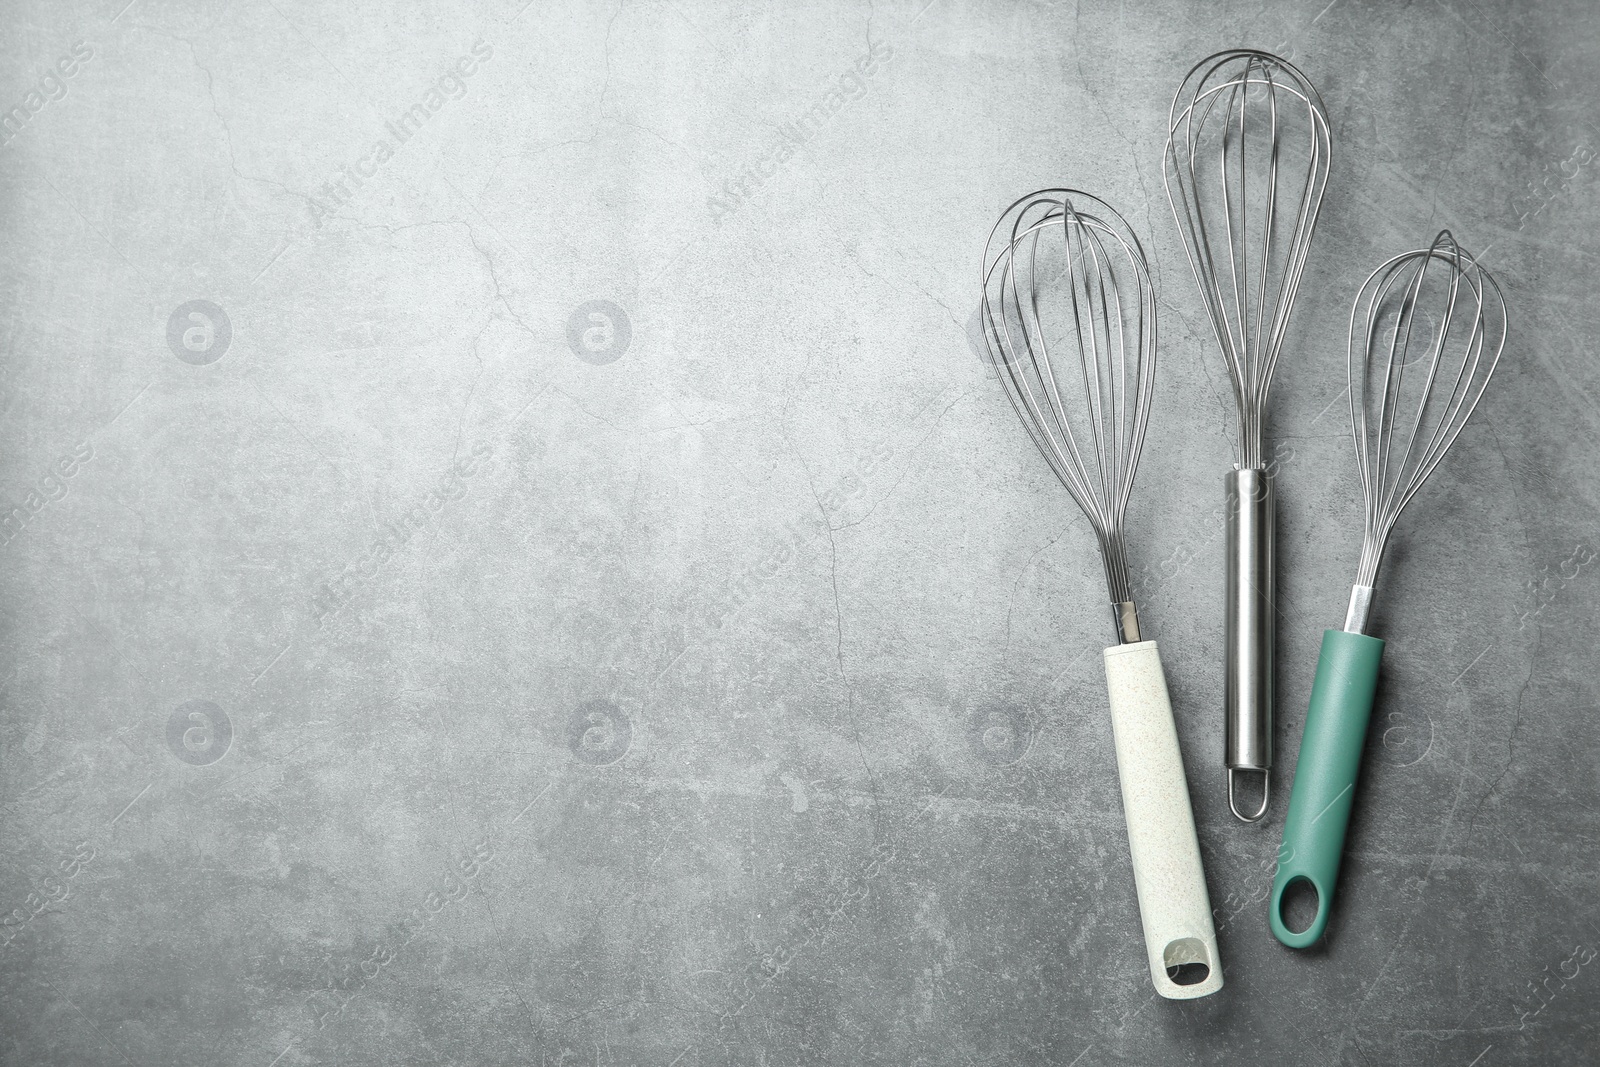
[
  {"x1": 1163, "y1": 49, "x2": 1333, "y2": 822},
  {"x1": 981, "y1": 189, "x2": 1221, "y2": 999},
  {"x1": 1269, "y1": 231, "x2": 1507, "y2": 948}
]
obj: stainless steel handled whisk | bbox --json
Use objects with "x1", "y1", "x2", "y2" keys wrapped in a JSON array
[
  {"x1": 1269, "y1": 231, "x2": 1506, "y2": 947},
  {"x1": 1163, "y1": 50, "x2": 1332, "y2": 822},
  {"x1": 980, "y1": 190, "x2": 1221, "y2": 999}
]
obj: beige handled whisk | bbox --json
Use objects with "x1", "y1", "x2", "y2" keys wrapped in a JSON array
[{"x1": 980, "y1": 189, "x2": 1221, "y2": 999}]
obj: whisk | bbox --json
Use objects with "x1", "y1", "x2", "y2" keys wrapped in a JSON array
[
  {"x1": 1164, "y1": 50, "x2": 1332, "y2": 822},
  {"x1": 1269, "y1": 232, "x2": 1507, "y2": 947},
  {"x1": 981, "y1": 189, "x2": 1222, "y2": 999}
]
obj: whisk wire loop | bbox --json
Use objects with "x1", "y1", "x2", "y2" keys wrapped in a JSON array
[
  {"x1": 1347, "y1": 231, "x2": 1507, "y2": 591},
  {"x1": 1165, "y1": 50, "x2": 1331, "y2": 469},
  {"x1": 981, "y1": 190, "x2": 1156, "y2": 610}
]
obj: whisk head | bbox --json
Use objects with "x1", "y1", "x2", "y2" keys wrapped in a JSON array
[
  {"x1": 1164, "y1": 49, "x2": 1332, "y2": 469},
  {"x1": 979, "y1": 190, "x2": 1156, "y2": 627},
  {"x1": 1347, "y1": 231, "x2": 1507, "y2": 605}
]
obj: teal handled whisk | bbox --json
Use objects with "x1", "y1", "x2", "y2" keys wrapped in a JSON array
[{"x1": 1270, "y1": 231, "x2": 1507, "y2": 947}]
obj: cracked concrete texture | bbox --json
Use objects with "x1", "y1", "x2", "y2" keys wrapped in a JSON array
[{"x1": 0, "y1": 0, "x2": 1596, "y2": 1064}]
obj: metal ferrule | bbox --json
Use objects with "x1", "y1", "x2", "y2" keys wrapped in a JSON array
[
  {"x1": 1224, "y1": 467, "x2": 1275, "y2": 822},
  {"x1": 1343, "y1": 584, "x2": 1374, "y2": 634},
  {"x1": 1113, "y1": 600, "x2": 1142, "y2": 644}
]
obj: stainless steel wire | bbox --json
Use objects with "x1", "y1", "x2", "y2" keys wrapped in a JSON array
[
  {"x1": 1164, "y1": 50, "x2": 1331, "y2": 469},
  {"x1": 1347, "y1": 231, "x2": 1508, "y2": 599},
  {"x1": 979, "y1": 190, "x2": 1156, "y2": 616}
]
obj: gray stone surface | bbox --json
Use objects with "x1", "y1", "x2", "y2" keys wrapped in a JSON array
[{"x1": 1, "y1": 1, "x2": 1596, "y2": 1064}]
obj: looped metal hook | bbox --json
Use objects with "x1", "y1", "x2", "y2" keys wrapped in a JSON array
[{"x1": 1228, "y1": 767, "x2": 1270, "y2": 823}]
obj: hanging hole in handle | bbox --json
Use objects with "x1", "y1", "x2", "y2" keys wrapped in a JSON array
[
  {"x1": 1162, "y1": 937, "x2": 1212, "y2": 986},
  {"x1": 1278, "y1": 876, "x2": 1321, "y2": 934}
]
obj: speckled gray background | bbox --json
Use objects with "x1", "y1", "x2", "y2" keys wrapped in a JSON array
[{"x1": 1, "y1": 0, "x2": 1596, "y2": 1064}]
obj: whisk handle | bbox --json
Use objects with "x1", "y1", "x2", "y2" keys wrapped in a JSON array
[
  {"x1": 1269, "y1": 629, "x2": 1386, "y2": 948},
  {"x1": 1103, "y1": 640, "x2": 1223, "y2": 999},
  {"x1": 1225, "y1": 467, "x2": 1276, "y2": 821}
]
